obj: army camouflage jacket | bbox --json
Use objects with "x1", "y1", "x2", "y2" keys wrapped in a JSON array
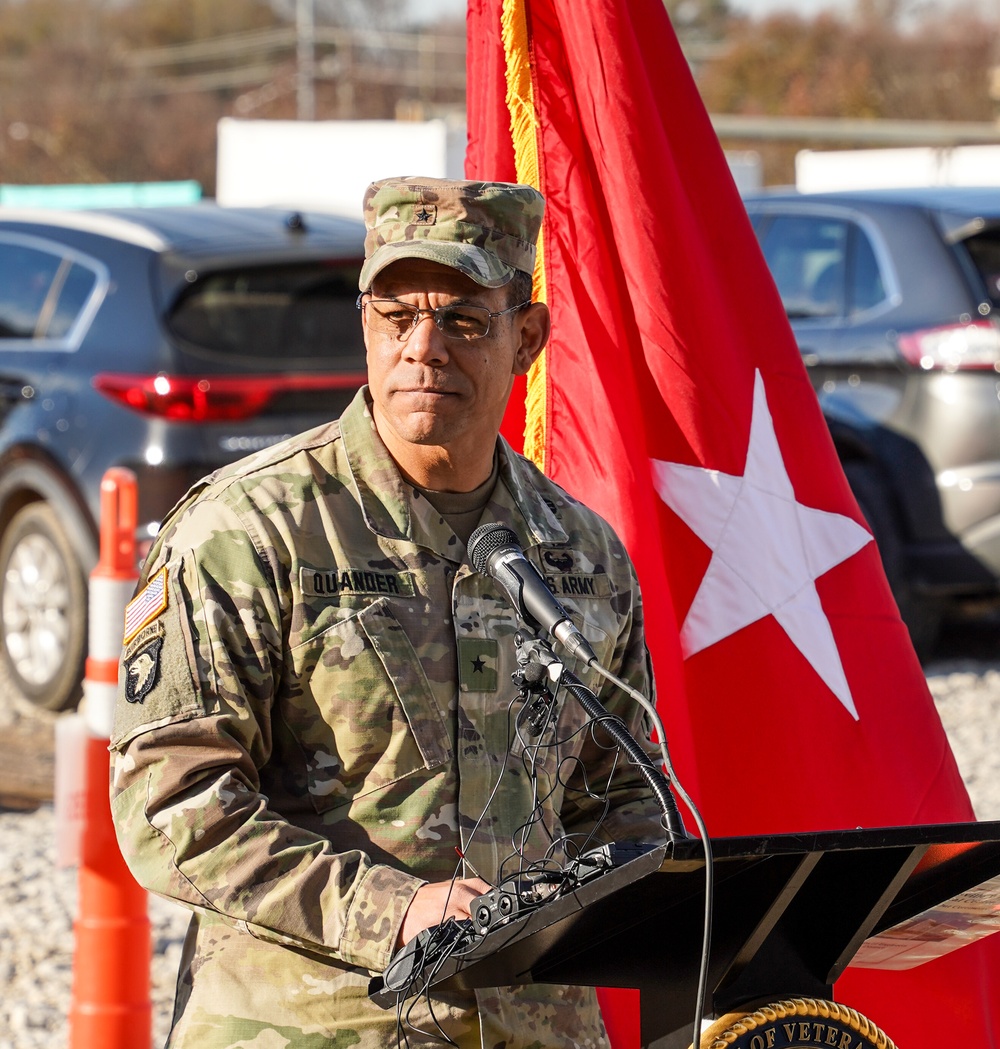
[{"x1": 111, "y1": 388, "x2": 664, "y2": 1049}]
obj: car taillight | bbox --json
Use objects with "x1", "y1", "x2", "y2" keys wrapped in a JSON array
[
  {"x1": 897, "y1": 319, "x2": 1000, "y2": 371},
  {"x1": 92, "y1": 373, "x2": 366, "y2": 422}
]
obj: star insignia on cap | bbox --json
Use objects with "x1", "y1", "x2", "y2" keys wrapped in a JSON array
[{"x1": 414, "y1": 205, "x2": 435, "y2": 224}]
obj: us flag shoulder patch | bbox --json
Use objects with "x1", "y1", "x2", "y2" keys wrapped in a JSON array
[{"x1": 124, "y1": 567, "x2": 169, "y2": 644}]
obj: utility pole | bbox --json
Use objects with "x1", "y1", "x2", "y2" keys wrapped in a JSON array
[{"x1": 296, "y1": 0, "x2": 315, "y2": 121}]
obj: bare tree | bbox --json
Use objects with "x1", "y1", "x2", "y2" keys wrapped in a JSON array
[
  {"x1": 0, "y1": 0, "x2": 464, "y2": 194},
  {"x1": 695, "y1": 6, "x2": 999, "y2": 182}
]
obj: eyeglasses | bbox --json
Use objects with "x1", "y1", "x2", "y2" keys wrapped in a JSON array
[{"x1": 356, "y1": 294, "x2": 531, "y2": 341}]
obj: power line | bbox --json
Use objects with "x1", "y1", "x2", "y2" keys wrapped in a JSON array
[
  {"x1": 121, "y1": 24, "x2": 465, "y2": 69},
  {"x1": 120, "y1": 26, "x2": 298, "y2": 67},
  {"x1": 114, "y1": 22, "x2": 466, "y2": 103}
]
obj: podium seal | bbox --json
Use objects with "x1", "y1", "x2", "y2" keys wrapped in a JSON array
[{"x1": 700, "y1": 998, "x2": 896, "y2": 1049}]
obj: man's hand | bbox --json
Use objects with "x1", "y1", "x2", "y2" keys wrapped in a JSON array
[{"x1": 398, "y1": 877, "x2": 491, "y2": 948}]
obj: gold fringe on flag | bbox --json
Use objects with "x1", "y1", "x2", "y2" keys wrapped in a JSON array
[{"x1": 501, "y1": 0, "x2": 547, "y2": 469}]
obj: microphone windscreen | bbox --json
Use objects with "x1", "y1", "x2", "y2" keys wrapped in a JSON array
[{"x1": 467, "y1": 523, "x2": 520, "y2": 575}]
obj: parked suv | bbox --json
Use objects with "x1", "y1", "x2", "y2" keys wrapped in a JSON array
[
  {"x1": 0, "y1": 203, "x2": 367, "y2": 710},
  {"x1": 743, "y1": 186, "x2": 1000, "y2": 654}
]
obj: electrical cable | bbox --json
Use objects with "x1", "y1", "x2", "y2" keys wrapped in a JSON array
[{"x1": 586, "y1": 659, "x2": 714, "y2": 1049}]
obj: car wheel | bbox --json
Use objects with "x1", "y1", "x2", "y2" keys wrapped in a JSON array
[
  {"x1": 843, "y1": 461, "x2": 943, "y2": 661},
  {"x1": 0, "y1": 501, "x2": 87, "y2": 711}
]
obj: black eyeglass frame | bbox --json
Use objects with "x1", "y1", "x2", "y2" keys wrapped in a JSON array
[{"x1": 356, "y1": 293, "x2": 533, "y2": 341}]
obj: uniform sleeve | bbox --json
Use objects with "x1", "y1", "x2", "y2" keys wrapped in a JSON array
[
  {"x1": 557, "y1": 558, "x2": 668, "y2": 845},
  {"x1": 109, "y1": 498, "x2": 423, "y2": 974}
]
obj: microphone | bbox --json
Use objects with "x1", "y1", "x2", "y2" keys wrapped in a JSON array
[{"x1": 467, "y1": 523, "x2": 597, "y2": 665}]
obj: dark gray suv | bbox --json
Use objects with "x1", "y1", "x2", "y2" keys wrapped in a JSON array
[
  {"x1": 0, "y1": 203, "x2": 367, "y2": 710},
  {"x1": 744, "y1": 187, "x2": 1000, "y2": 654}
]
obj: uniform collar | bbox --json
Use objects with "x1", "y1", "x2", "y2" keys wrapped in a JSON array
[{"x1": 340, "y1": 387, "x2": 569, "y2": 561}]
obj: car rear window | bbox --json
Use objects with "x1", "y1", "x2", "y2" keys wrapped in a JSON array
[
  {"x1": 168, "y1": 261, "x2": 365, "y2": 369},
  {"x1": 757, "y1": 214, "x2": 849, "y2": 319},
  {"x1": 753, "y1": 211, "x2": 888, "y2": 320},
  {"x1": 960, "y1": 230, "x2": 1000, "y2": 309}
]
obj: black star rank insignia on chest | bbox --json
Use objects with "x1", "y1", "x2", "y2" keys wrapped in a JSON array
[{"x1": 458, "y1": 638, "x2": 498, "y2": 692}]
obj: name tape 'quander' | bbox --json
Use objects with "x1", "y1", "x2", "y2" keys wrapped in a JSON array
[{"x1": 300, "y1": 567, "x2": 417, "y2": 599}]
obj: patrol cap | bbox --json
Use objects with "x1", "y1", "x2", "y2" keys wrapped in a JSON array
[{"x1": 359, "y1": 176, "x2": 544, "y2": 291}]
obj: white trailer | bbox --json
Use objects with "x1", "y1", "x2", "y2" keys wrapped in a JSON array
[
  {"x1": 216, "y1": 116, "x2": 466, "y2": 215},
  {"x1": 796, "y1": 144, "x2": 1000, "y2": 193}
]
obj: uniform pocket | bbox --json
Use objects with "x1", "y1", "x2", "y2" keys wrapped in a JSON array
[{"x1": 285, "y1": 597, "x2": 452, "y2": 814}]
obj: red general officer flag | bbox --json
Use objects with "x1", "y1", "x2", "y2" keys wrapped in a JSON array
[{"x1": 466, "y1": 1, "x2": 1000, "y2": 1046}]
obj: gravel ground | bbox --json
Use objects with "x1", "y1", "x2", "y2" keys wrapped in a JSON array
[
  {"x1": 0, "y1": 809, "x2": 188, "y2": 1049},
  {"x1": 926, "y1": 666, "x2": 1000, "y2": 823},
  {"x1": 1, "y1": 633, "x2": 998, "y2": 1048}
]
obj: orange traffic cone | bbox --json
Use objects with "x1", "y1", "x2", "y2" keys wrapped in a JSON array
[{"x1": 69, "y1": 467, "x2": 151, "y2": 1049}]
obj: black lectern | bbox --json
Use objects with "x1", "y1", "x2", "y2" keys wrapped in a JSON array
[{"x1": 372, "y1": 820, "x2": 1000, "y2": 1048}]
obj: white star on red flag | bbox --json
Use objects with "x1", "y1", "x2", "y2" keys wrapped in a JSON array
[{"x1": 651, "y1": 370, "x2": 873, "y2": 719}]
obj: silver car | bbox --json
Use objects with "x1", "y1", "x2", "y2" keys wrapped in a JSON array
[{"x1": 744, "y1": 186, "x2": 1000, "y2": 655}]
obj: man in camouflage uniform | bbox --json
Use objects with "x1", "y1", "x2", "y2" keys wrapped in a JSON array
[{"x1": 111, "y1": 176, "x2": 664, "y2": 1048}]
